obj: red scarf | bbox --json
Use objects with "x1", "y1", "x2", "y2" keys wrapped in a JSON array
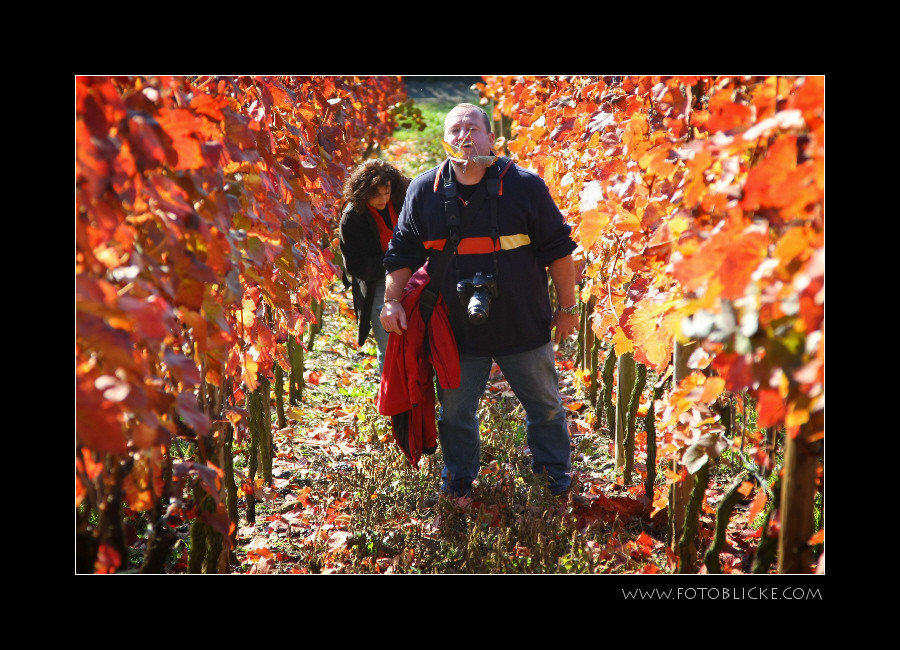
[{"x1": 367, "y1": 202, "x2": 398, "y2": 252}]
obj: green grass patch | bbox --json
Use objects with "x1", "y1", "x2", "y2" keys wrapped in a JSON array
[{"x1": 382, "y1": 101, "x2": 458, "y2": 178}]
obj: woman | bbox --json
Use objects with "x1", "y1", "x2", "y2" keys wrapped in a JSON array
[{"x1": 338, "y1": 159, "x2": 410, "y2": 373}]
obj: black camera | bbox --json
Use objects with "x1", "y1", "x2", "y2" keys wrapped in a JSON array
[{"x1": 456, "y1": 272, "x2": 498, "y2": 325}]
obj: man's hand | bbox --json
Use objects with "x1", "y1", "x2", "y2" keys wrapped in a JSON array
[
  {"x1": 551, "y1": 310, "x2": 579, "y2": 344},
  {"x1": 380, "y1": 300, "x2": 408, "y2": 335},
  {"x1": 381, "y1": 267, "x2": 413, "y2": 335},
  {"x1": 547, "y1": 255, "x2": 578, "y2": 345}
]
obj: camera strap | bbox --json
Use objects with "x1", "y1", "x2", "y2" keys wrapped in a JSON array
[{"x1": 419, "y1": 158, "x2": 507, "y2": 324}]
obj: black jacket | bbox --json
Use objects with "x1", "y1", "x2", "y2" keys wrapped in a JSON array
[
  {"x1": 383, "y1": 160, "x2": 575, "y2": 356},
  {"x1": 338, "y1": 176, "x2": 410, "y2": 345}
]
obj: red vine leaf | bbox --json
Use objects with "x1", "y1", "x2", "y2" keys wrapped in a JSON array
[{"x1": 756, "y1": 388, "x2": 787, "y2": 429}]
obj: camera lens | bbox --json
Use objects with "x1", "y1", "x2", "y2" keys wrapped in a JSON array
[{"x1": 468, "y1": 289, "x2": 489, "y2": 324}]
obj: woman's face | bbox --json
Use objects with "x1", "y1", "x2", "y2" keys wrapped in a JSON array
[{"x1": 367, "y1": 183, "x2": 391, "y2": 210}]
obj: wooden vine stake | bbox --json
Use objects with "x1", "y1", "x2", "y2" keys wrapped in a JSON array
[
  {"x1": 778, "y1": 421, "x2": 822, "y2": 573},
  {"x1": 623, "y1": 362, "x2": 646, "y2": 486},
  {"x1": 614, "y1": 352, "x2": 636, "y2": 478},
  {"x1": 668, "y1": 338, "x2": 698, "y2": 571},
  {"x1": 601, "y1": 344, "x2": 616, "y2": 434},
  {"x1": 288, "y1": 336, "x2": 305, "y2": 406},
  {"x1": 643, "y1": 378, "x2": 665, "y2": 511}
]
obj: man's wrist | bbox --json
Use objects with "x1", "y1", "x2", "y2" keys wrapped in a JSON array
[
  {"x1": 555, "y1": 303, "x2": 578, "y2": 315},
  {"x1": 384, "y1": 297, "x2": 401, "y2": 304}
]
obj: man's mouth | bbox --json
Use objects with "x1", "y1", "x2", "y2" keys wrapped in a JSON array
[
  {"x1": 442, "y1": 138, "x2": 482, "y2": 164},
  {"x1": 458, "y1": 129, "x2": 476, "y2": 152}
]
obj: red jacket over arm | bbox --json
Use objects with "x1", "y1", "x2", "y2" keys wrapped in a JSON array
[{"x1": 377, "y1": 264, "x2": 460, "y2": 466}]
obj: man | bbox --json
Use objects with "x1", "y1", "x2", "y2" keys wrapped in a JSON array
[{"x1": 380, "y1": 103, "x2": 580, "y2": 500}]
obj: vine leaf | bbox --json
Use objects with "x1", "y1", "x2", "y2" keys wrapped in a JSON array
[
  {"x1": 683, "y1": 432, "x2": 729, "y2": 475},
  {"x1": 683, "y1": 444, "x2": 709, "y2": 474},
  {"x1": 442, "y1": 140, "x2": 466, "y2": 159},
  {"x1": 574, "y1": 208, "x2": 610, "y2": 250},
  {"x1": 747, "y1": 490, "x2": 768, "y2": 524},
  {"x1": 176, "y1": 391, "x2": 212, "y2": 436},
  {"x1": 719, "y1": 228, "x2": 770, "y2": 301},
  {"x1": 756, "y1": 388, "x2": 787, "y2": 429},
  {"x1": 441, "y1": 139, "x2": 497, "y2": 167}
]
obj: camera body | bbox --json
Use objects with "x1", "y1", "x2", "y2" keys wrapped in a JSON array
[{"x1": 456, "y1": 272, "x2": 498, "y2": 325}]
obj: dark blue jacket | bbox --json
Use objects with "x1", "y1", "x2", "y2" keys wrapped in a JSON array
[{"x1": 384, "y1": 159, "x2": 576, "y2": 356}]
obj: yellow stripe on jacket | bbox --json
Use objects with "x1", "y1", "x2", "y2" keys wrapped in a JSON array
[{"x1": 424, "y1": 233, "x2": 532, "y2": 254}]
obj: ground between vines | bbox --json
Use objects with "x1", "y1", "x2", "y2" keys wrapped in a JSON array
[{"x1": 225, "y1": 284, "x2": 761, "y2": 575}]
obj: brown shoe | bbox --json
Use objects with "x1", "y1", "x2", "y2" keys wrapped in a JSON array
[{"x1": 557, "y1": 488, "x2": 589, "y2": 508}]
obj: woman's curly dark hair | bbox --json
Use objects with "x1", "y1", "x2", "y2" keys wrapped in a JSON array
[{"x1": 341, "y1": 159, "x2": 405, "y2": 214}]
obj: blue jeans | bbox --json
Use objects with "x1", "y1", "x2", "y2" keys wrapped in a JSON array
[
  {"x1": 435, "y1": 342, "x2": 572, "y2": 496},
  {"x1": 370, "y1": 279, "x2": 389, "y2": 374}
]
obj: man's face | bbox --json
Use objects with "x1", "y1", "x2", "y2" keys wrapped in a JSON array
[{"x1": 444, "y1": 107, "x2": 494, "y2": 162}]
